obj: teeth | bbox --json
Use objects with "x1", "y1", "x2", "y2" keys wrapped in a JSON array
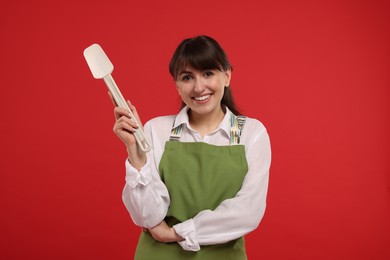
[{"x1": 194, "y1": 95, "x2": 210, "y2": 101}]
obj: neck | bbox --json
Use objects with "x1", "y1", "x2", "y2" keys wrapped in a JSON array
[{"x1": 188, "y1": 106, "x2": 225, "y2": 138}]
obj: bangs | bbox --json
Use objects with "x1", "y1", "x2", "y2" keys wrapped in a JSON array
[{"x1": 172, "y1": 51, "x2": 223, "y2": 80}]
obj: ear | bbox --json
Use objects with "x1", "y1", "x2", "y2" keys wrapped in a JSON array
[{"x1": 224, "y1": 67, "x2": 232, "y2": 87}]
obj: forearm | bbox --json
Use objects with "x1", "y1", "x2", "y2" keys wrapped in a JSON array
[
  {"x1": 173, "y1": 172, "x2": 269, "y2": 247},
  {"x1": 193, "y1": 174, "x2": 268, "y2": 244},
  {"x1": 147, "y1": 221, "x2": 184, "y2": 243},
  {"x1": 126, "y1": 146, "x2": 146, "y2": 171},
  {"x1": 122, "y1": 159, "x2": 170, "y2": 228}
]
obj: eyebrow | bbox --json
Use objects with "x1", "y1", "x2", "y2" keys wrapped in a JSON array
[
  {"x1": 179, "y1": 70, "x2": 193, "y2": 76},
  {"x1": 178, "y1": 68, "x2": 217, "y2": 78}
]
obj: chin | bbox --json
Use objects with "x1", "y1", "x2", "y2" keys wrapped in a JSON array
[{"x1": 190, "y1": 106, "x2": 217, "y2": 115}]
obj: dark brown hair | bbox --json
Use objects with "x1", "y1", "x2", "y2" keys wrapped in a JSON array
[{"x1": 169, "y1": 35, "x2": 241, "y2": 115}]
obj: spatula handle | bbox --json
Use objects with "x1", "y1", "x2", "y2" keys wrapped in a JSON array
[{"x1": 103, "y1": 74, "x2": 152, "y2": 152}]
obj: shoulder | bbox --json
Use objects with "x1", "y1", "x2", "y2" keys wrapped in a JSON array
[
  {"x1": 242, "y1": 116, "x2": 267, "y2": 134},
  {"x1": 240, "y1": 116, "x2": 270, "y2": 144}
]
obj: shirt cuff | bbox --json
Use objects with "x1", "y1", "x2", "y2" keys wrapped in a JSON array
[
  {"x1": 173, "y1": 219, "x2": 200, "y2": 251},
  {"x1": 125, "y1": 158, "x2": 151, "y2": 188}
]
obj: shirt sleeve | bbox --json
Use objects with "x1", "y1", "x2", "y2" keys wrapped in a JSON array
[
  {"x1": 173, "y1": 122, "x2": 271, "y2": 251},
  {"x1": 122, "y1": 121, "x2": 170, "y2": 228}
]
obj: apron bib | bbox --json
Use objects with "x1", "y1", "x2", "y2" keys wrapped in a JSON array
[{"x1": 135, "y1": 114, "x2": 248, "y2": 260}]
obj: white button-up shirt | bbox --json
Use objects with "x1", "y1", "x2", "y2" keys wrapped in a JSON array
[{"x1": 122, "y1": 106, "x2": 271, "y2": 251}]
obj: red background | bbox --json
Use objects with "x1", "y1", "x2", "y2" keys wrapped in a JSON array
[{"x1": 1, "y1": 0, "x2": 389, "y2": 259}]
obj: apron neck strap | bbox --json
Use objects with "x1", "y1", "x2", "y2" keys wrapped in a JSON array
[
  {"x1": 230, "y1": 114, "x2": 246, "y2": 145},
  {"x1": 169, "y1": 123, "x2": 183, "y2": 142}
]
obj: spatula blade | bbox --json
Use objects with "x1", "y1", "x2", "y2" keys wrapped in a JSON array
[{"x1": 83, "y1": 43, "x2": 114, "y2": 79}]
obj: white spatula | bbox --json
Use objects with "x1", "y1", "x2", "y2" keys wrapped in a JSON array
[{"x1": 83, "y1": 43, "x2": 152, "y2": 152}]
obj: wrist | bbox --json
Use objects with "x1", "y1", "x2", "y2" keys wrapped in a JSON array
[
  {"x1": 170, "y1": 227, "x2": 184, "y2": 242},
  {"x1": 127, "y1": 146, "x2": 146, "y2": 171}
]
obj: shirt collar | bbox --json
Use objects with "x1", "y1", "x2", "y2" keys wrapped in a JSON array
[{"x1": 173, "y1": 106, "x2": 233, "y2": 137}]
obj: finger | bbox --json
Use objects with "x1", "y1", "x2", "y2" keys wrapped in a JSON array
[
  {"x1": 116, "y1": 116, "x2": 139, "y2": 128},
  {"x1": 114, "y1": 119, "x2": 138, "y2": 134},
  {"x1": 114, "y1": 107, "x2": 132, "y2": 120},
  {"x1": 115, "y1": 123, "x2": 137, "y2": 134},
  {"x1": 127, "y1": 100, "x2": 141, "y2": 123}
]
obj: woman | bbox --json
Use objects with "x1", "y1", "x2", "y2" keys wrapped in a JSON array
[{"x1": 111, "y1": 35, "x2": 271, "y2": 259}]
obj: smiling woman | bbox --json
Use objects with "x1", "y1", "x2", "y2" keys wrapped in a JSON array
[
  {"x1": 175, "y1": 67, "x2": 230, "y2": 136},
  {"x1": 111, "y1": 35, "x2": 271, "y2": 259},
  {"x1": 170, "y1": 36, "x2": 241, "y2": 116}
]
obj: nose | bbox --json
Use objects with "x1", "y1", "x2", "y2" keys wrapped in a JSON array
[{"x1": 193, "y1": 77, "x2": 206, "y2": 93}]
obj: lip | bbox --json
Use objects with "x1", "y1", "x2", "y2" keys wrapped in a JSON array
[{"x1": 192, "y1": 94, "x2": 211, "y2": 104}]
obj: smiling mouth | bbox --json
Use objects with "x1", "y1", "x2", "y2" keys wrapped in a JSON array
[{"x1": 193, "y1": 95, "x2": 211, "y2": 101}]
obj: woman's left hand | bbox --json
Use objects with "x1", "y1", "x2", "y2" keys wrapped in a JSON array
[{"x1": 147, "y1": 221, "x2": 183, "y2": 243}]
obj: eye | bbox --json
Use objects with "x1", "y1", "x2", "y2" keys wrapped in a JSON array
[
  {"x1": 204, "y1": 71, "x2": 214, "y2": 77},
  {"x1": 181, "y1": 75, "x2": 192, "y2": 81}
]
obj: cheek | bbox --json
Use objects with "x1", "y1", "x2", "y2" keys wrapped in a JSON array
[
  {"x1": 216, "y1": 79, "x2": 226, "y2": 91},
  {"x1": 176, "y1": 86, "x2": 188, "y2": 99},
  {"x1": 215, "y1": 76, "x2": 226, "y2": 88}
]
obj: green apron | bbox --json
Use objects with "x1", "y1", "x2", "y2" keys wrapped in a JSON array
[{"x1": 134, "y1": 114, "x2": 248, "y2": 260}]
